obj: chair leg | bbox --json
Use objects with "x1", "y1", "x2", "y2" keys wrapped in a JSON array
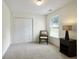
[{"x1": 46, "y1": 39, "x2": 48, "y2": 44}]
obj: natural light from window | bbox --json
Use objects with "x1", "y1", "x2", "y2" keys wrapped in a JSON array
[{"x1": 49, "y1": 15, "x2": 59, "y2": 38}]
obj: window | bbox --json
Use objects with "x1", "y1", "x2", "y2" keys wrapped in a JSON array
[{"x1": 49, "y1": 15, "x2": 59, "y2": 38}]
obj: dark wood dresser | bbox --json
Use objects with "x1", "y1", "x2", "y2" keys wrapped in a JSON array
[{"x1": 60, "y1": 38, "x2": 77, "y2": 57}]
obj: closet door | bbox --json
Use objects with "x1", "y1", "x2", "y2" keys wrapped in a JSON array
[{"x1": 13, "y1": 18, "x2": 33, "y2": 43}]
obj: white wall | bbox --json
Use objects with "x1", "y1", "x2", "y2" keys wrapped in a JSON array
[
  {"x1": 11, "y1": 13, "x2": 46, "y2": 44},
  {"x1": 2, "y1": 1, "x2": 11, "y2": 56},
  {"x1": 46, "y1": 0, "x2": 77, "y2": 47}
]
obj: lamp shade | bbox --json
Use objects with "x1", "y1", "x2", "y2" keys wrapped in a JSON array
[{"x1": 63, "y1": 25, "x2": 72, "y2": 30}]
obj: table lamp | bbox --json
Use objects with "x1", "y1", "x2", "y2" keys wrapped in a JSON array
[{"x1": 63, "y1": 25, "x2": 72, "y2": 40}]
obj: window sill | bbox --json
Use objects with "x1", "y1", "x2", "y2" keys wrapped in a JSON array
[{"x1": 49, "y1": 36, "x2": 59, "y2": 39}]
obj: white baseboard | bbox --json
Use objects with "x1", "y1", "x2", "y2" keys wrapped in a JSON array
[{"x1": 2, "y1": 43, "x2": 11, "y2": 57}]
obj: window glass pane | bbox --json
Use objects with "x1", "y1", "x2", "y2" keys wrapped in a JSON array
[
  {"x1": 49, "y1": 15, "x2": 59, "y2": 38},
  {"x1": 49, "y1": 28, "x2": 59, "y2": 38}
]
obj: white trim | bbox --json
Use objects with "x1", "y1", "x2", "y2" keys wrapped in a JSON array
[
  {"x1": 32, "y1": 18, "x2": 34, "y2": 42},
  {"x1": 2, "y1": 43, "x2": 11, "y2": 57},
  {"x1": 14, "y1": 16, "x2": 33, "y2": 19}
]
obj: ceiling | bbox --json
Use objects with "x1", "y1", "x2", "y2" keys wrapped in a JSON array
[{"x1": 4, "y1": 0, "x2": 74, "y2": 15}]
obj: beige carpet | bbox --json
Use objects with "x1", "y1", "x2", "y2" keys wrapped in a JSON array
[{"x1": 3, "y1": 42, "x2": 76, "y2": 59}]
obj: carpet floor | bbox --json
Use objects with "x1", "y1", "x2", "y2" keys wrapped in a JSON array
[{"x1": 3, "y1": 42, "x2": 76, "y2": 59}]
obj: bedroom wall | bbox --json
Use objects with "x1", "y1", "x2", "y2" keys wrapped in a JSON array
[
  {"x1": 11, "y1": 13, "x2": 46, "y2": 44},
  {"x1": 46, "y1": 0, "x2": 77, "y2": 47},
  {"x1": 2, "y1": 0, "x2": 12, "y2": 56}
]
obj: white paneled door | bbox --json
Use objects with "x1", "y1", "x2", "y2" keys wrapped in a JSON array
[{"x1": 14, "y1": 18, "x2": 33, "y2": 43}]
